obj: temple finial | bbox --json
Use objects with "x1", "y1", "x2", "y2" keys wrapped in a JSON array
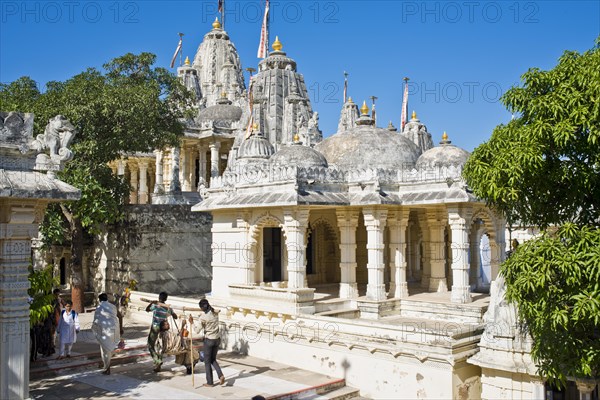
[
  {"x1": 212, "y1": 17, "x2": 221, "y2": 29},
  {"x1": 412, "y1": 110, "x2": 417, "y2": 120},
  {"x1": 360, "y1": 101, "x2": 369, "y2": 115},
  {"x1": 184, "y1": 56, "x2": 190, "y2": 66},
  {"x1": 272, "y1": 36, "x2": 283, "y2": 51}
]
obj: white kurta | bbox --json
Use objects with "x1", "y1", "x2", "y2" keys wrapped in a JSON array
[
  {"x1": 92, "y1": 301, "x2": 121, "y2": 352},
  {"x1": 57, "y1": 310, "x2": 80, "y2": 345}
]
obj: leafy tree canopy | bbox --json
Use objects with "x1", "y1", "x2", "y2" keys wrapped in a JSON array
[
  {"x1": 1, "y1": 53, "x2": 194, "y2": 311},
  {"x1": 463, "y1": 40, "x2": 600, "y2": 229},
  {"x1": 504, "y1": 224, "x2": 600, "y2": 384},
  {"x1": 464, "y1": 39, "x2": 600, "y2": 386}
]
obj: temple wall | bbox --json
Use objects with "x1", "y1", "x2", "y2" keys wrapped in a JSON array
[
  {"x1": 480, "y1": 368, "x2": 543, "y2": 400},
  {"x1": 96, "y1": 205, "x2": 212, "y2": 296}
]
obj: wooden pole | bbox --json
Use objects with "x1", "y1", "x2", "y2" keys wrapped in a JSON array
[{"x1": 190, "y1": 321, "x2": 194, "y2": 387}]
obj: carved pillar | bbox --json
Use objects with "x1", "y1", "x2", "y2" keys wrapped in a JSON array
[
  {"x1": 180, "y1": 147, "x2": 190, "y2": 191},
  {"x1": 363, "y1": 208, "x2": 388, "y2": 301},
  {"x1": 0, "y1": 204, "x2": 43, "y2": 400},
  {"x1": 336, "y1": 209, "x2": 359, "y2": 299},
  {"x1": 209, "y1": 142, "x2": 221, "y2": 184},
  {"x1": 138, "y1": 160, "x2": 149, "y2": 204},
  {"x1": 238, "y1": 213, "x2": 255, "y2": 284},
  {"x1": 419, "y1": 215, "x2": 431, "y2": 288},
  {"x1": 116, "y1": 159, "x2": 125, "y2": 176},
  {"x1": 169, "y1": 147, "x2": 181, "y2": 193},
  {"x1": 576, "y1": 379, "x2": 598, "y2": 400},
  {"x1": 153, "y1": 150, "x2": 164, "y2": 195},
  {"x1": 129, "y1": 163, "x2": 138, "y2": 204},
  {"x1": 197, "y1": 146, "x2": 207, "y2": 188},
  {"x1": 469, "y1": 225, "x2": 482, "y2": 288},
  {"x1": 427, "y1": 210, "x2": 448, "y2": 292},
  {"x1": 491, "y1": 215, "x2": 506, "y2": 281},
  {"x1": 388, "y1": 209, "x2": 409, "y2": 298},
  {"x1": 283, "y1": 208, "x2": 309, "y2": 289},
  {"x1": 448, "y1": 206, "x2": 472, "y2": 303}
]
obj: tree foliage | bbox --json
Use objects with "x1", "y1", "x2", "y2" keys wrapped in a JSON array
[
  {"x1": 1, "y1": 53, "x2": 194, "y2": 312},
  {"x1": 463, "y1": 40, "x2": 600, "y2": 229},
  {"x1": 28, "y1": 266, "x2": 58, "y2": 327},
  {"x1": 464, "y1": 39, "x2": 600, "y2": 386},
  {"x1": 503, "y1": 224, "x2": 600, "y2": 384}
]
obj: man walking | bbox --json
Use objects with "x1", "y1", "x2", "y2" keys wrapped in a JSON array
[
  {"x1": 92, "y1": 293, "x2": 121, "y2": 375},
  {"x1": 146, "y1": 291, "x2": 177, "y2": 372}
]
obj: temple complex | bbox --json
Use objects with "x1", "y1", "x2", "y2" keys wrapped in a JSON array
[{"x1": 26, "y1": 15, "x2": 598, "y2": 400}]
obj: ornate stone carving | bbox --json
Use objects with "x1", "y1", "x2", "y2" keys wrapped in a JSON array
[{"x1": 33, "y1": 115, "x2": 77, "y2": 175}]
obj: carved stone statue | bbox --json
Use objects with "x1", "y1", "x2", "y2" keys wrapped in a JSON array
[
  {"x1": 308, "y1": 112, "x2": 319, "y2": 131},
  {"x1": 33, "y1": 115, "x2": 77, "y2": 176},
  {"x1": 33, "y1": 115, "x2": 76, "y2": 161}
]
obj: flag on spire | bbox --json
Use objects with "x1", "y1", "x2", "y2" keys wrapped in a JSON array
[
  {"x1": 218, "y1": 0, "x2": 225, "y2": 28},
  {"x1": 400, "y1": 77, "x2": 409, "y2": 131},
  {"x1": 257, "y1": 0, "x2": 270, "y2": 58},
  {"x1": 343, "y1": 71, "x2": 348, "y2": 103},
  {"x1": 170, "y1": 34, "x2": 183, "y2": 68}
]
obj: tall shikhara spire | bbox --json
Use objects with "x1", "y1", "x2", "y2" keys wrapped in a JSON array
[{"x1": 250, "y1": 37, "x2": 322, "y2": 148}]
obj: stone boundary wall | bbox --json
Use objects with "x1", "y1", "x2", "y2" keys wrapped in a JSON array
[{"x1": 96, "y1": 205, "x2": 213, "y2": 296}]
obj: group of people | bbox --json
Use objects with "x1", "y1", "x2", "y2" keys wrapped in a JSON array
[
  {"x1": 35, "y1": 289, "x2": 225, "y2": 387},
  {"x1": 146, "y1": 292, "x2": 226, "y2": 387},
  {"x1": 31, "y1": 289, "x2": 81, "y2": 360}
]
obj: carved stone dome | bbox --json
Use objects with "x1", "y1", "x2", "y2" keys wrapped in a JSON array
[
  {"x1": 270, "y1": 142, "x2": 328, "y2": 168},
  {"x1": 198, "y1": 103, "x2": 243, "y2": 123},
  {"x1": 416, "y1": 134, "x2": 470, "y2": 169},
  {"x1": 315, "y1": 125, "x2": 420, "y2": 169},
  {"x1": 237, "y1": 131, "x2": 275, "y2": 161}
]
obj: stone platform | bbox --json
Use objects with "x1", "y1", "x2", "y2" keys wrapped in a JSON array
[{"x1": 29, "y1": 312, "x2": 364, "y2": 399}]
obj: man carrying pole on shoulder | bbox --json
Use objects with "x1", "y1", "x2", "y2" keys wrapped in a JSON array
[{"x1": 146, "y1": 291, "x2": 177, "y2": 372}]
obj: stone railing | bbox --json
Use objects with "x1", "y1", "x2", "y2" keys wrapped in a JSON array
[{"x1": 209, "y1": 161, "x2": 466, "y2": 190}]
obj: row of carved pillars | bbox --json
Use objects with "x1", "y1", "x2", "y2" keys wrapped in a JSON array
[
  {"x1": 355, "y1": 206, "x2": 476, "y2": 303},
  {"x1": 234, "y1": 206, "x2": 484, "y2": 304},
  {"x1": 153, "y1": 142, "x2": 224, "y2": 194}
]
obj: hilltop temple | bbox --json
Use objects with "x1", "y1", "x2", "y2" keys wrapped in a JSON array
[{"x1": 31, "y1": 17, "x2": 597, "y2": 400}]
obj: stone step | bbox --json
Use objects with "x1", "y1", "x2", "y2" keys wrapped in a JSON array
[
  {"x1": 314, "y1": 299, "x2": 354, "y2": 313},
  {"x1": 268, "y1": 378, "x2": 347, "y2": 400},
  {"x1": 30, "y1": 345, "x2": 151, "y2": 379},
  {"x1": 303, "y1": 385, "x2": 363, "y2": 399},
  {"x1": 399, "y1": 298, "x2": 486, "y2": 324},
  {"x1": 315, "y1": 308, "x2": 359, "y2": 319}
]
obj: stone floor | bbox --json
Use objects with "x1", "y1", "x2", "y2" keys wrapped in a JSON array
[{"x1": 29, "y1": 312, "x2": 364, "y2": 400}]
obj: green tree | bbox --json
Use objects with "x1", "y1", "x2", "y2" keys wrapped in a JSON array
[
  {"x1": 1, "y1": 53, "x2": 193, "y2": 312},
  {"x1": 28, "y1": 265, "x2": 59, "y2": 327},
  {"x1": 463, "y1": 40, "x2": 600, "y2": 386}
]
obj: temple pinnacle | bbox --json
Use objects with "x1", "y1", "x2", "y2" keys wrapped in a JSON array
[
  {"x1": 272, "y1": 36, "x2": 283, "y2": 51},
  {"x1": 213, "y1": 17, "x2": 222, "y2": 29},
  {"x1": 442, "y1": 131, "x2": 448, "y2": 141},
  {"x1": 184, "y1": 56, "x2": 190, "y2": 66},
  {"x1": 360, "y1": 101, "x2": 369, "y2": 115},
  {"x1": 412, "y1": 110, "x2": 417, "y2": 120}
]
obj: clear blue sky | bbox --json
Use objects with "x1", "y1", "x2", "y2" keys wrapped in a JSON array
[{"x1": 1, "y1": 1, "x2": 598, "y2": 151}]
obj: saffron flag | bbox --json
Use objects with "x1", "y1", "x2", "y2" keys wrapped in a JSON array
[
  {"x1": 170, "y1": 36, "x2": 183, "y2": 68},
  {"x1": 257, "y1": 0, "x2": 270, "y2": 58},
  {"x1": 218, "y1": 0, "x2": 223, "y2": 12},
  {"x1": 400, "y1": 79, "x2": 409, "y2": 130}
]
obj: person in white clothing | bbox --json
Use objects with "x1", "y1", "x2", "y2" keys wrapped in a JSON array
[
  {"x1": 56, "y1": 301, "x2": 80, "y2": 359},
  {"x1": 92, "y1": 293, "x2": 121, "y2": 375}
]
